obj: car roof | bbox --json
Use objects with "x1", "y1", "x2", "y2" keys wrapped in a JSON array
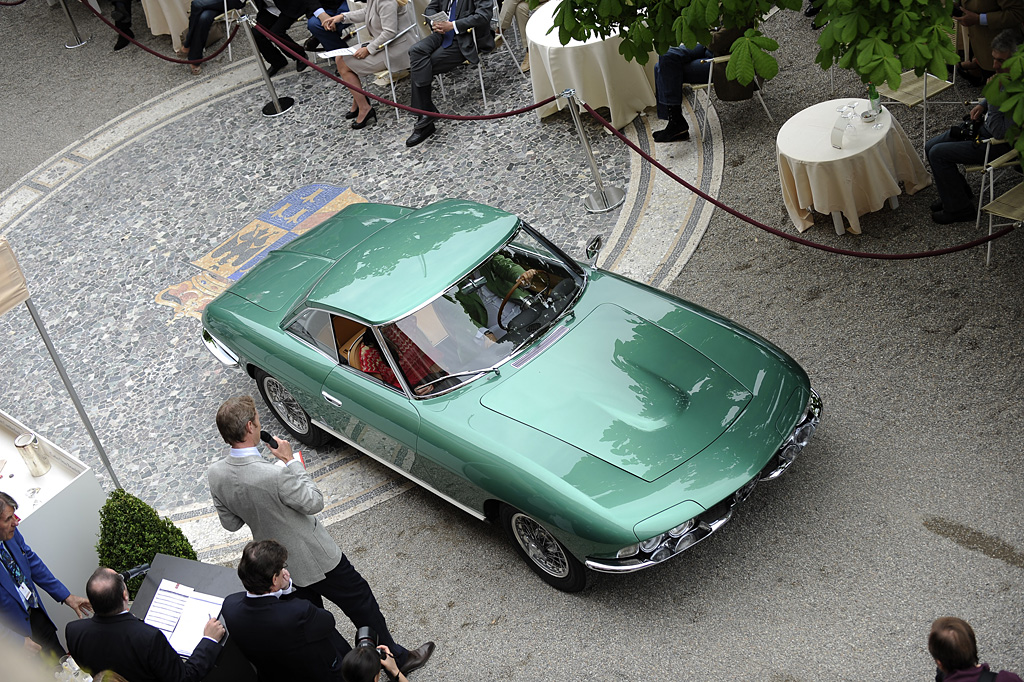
[{"x1": 305, "y1": 198, "x2": 520, "y2": 324}]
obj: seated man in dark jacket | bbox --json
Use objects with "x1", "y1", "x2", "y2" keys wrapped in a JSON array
[
  {"x1": 221, "y1": 540, "x2": 353, "y2": 682},
  {"x1": 66, "y1": 568, "x2": 223, "y2": 682}
]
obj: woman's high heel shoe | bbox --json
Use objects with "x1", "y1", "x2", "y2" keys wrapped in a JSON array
[
  {"x1": 344, "y1": 108, "x2": 359, "y2": 120},
  {"x1": 351, "y1": 108, "x2": 377, "y2": 130}
]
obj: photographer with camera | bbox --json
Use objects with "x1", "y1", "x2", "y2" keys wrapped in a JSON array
[
  {"x1": 341, "y1": 629, "x2": 409, "y2": 682},
  {"x1": 925, "y1": 28, "x2": 1021, "y2": 224}
]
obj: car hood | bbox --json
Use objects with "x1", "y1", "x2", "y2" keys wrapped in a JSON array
[{"x1": 480, "y1": 303, "x2": 753, "y2": 482}]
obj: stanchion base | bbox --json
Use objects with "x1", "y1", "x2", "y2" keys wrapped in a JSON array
[
  {"x1": 262, "y1": 97, "x2": 295, "y2": 117},
  {"x1": 65, "y1": 35, "x2": 90, "y2": 48},
  {"x1": 583, "y1": 187, "x2": 626, "y2": 213}
]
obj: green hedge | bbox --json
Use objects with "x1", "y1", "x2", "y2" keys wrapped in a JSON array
[{"x1": 95, "y1": 489, "x2": 197, "y2": 598}]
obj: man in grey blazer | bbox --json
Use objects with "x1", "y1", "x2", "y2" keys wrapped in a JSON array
[
  {"x1": 405, "y1": 0, "x2": 494, "y2": 147},
  {"x1": 207, "y1": 396, "x2": 434, "y2": 677}
]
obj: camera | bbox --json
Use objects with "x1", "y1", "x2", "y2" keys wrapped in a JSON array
[
  {"x1": 355, "y1": 626, "x2": 386, "y2": 660},
  {"x1": 949, "y1": 114, "x2": 982, "y2": 143}
]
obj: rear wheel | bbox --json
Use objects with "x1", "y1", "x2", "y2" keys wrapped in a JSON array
[
  {"x1": 499, "y1": 504, "x2": 586, "y2": 592},
  {"x1": 254, "y1": 368, "x2": 331, "y2": 448}
]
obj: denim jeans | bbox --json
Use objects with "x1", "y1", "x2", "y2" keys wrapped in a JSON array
[{"x1": 654, "y1": 44, "x2": 712, "y2": 119}]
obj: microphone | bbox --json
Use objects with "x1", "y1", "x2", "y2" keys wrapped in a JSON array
[
  {"x1": 260, "y1": 430, "x2": 279, "y2": 448},
  {"x1": 119, "y1": 563, "x2": 151, "y2": 583}
]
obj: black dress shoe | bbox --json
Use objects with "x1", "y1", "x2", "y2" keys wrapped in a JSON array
[
  {"x1": 296, "y1": 53, "x2": 309, "y2": 72},
  {"x1": 652, "y1": 122, "x2": 689, "y2": 143},
  {"x1": 804, "y1": 2, "x2": 821, "y2": 15},
  {"x1": 406, "y1": 121, "x2": 436, "y2": 147},
  {"x1": 352, "y1": 108, "x2": 377, "y2": 129},
  {"x1": 930, "y1": 199, "x2": 944, "y2": 212},
  {"x1": 931, "y1": 209, "x2": 975, "y2": 224},
  {"x1": 399, "y1": 642, "x2": 435, "y2": 675},
  {"x1": 114, "y1": 28, "x2": 134, "y2": 51},
  {"x1": 303, "y1": 35, "x2": 320, "y2": 51},
  {"x1": 267, "y1": 63, "x2": 285, "y2": 77}
]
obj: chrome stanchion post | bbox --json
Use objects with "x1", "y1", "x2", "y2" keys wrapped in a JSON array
[
  {"x1": 559, "y1": 88, "x2": 625, "y2": 213},
  {"x1": 237, "y1": 12, "x2": 295, "y2": 116},
  {"x1": 57, "y1": 0, "x2": 89, "y2": 48}
]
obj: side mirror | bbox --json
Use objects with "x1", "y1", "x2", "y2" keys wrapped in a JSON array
[{"x1": 584, "y1": 235, "x2": 603, "y2": 265}]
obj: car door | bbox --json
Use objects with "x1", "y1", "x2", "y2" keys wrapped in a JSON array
[{"x1": 314, "y1": 317, "x2": 420, "y2": 475}]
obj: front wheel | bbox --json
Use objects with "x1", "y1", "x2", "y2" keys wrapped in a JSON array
[
  {"x1": 254, "y1": 369, "x2": 332, "y2": 448},
  {"x1": 499, "y1": 504, "x2": 586, "y2": 592}
]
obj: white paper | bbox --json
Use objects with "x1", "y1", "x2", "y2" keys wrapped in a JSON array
[
  {"x1": 320, "y1": 47, "x2": 358, "y2": 58},
  {"x1": 168, "y1": 591, "x2": 224, "y2": 657},
  {"x1": 144, "y1": 578, "x2": 224, "y2": 657}
]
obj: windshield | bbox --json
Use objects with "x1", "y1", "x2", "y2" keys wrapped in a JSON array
[{"x1": 380, "y1": 225, "x2": 584, "y2": 396}]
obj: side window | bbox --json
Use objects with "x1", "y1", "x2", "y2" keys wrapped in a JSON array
[{"x1": 286, "y1": 309, "x2": 338, "y2": 362}]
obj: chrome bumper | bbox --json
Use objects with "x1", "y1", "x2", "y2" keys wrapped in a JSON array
[
  {"x1": 202, "y1": 328, "x2": 240, "y2": 368},
  {"x1": 586, "y1": 388, "x2": 822, "y2": 574}
]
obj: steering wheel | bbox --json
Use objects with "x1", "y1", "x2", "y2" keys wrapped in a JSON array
[{"x1": 497, "y1": 270, "x2": 550, "y2": 331}]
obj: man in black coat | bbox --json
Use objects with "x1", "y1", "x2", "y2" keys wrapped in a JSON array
[
  {"x1": 221, "y1": 540, "x2": 353, "y2": 682},
  {"x1": 65, "y1": 568, "x2": 224, "y2": 682},
  {"x1": 404, "y1": 0, "x2": 494, "y2": 146}
]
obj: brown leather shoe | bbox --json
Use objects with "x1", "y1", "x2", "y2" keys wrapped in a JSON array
[{"x1": 400, "y1": 642, "x2": 435, "y2": 675}]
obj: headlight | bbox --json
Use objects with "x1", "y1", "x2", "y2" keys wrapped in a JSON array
[
  {"x1": 615, "y1": 543, "x2": 639, "y2": 559},
  {"x1": 639, "y1": 533, "x2": 666, "y2": 553},
  {"x1": 668, "y1": 519, "x2": 695, "y2": 537}
]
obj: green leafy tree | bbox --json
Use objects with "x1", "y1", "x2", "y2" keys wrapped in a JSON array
[
  {"x1": 548, "y1": 0, "x2": 961, "y2": 89},
  {"x1": 95, "y1": 489, "x2": 197, "y2": 598},
  {"x1": 982, "y1": 45, "x2": 1024, "y2": 159},
  {"x1": 814, "y1": 0, "x2": 960, "y2": 89},
  {"x1": 546, "y1": 0, "x2": 800, "y2": 85}
]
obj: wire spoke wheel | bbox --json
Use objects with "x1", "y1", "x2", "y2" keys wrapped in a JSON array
[{"x1": 499, "y1": 504, "x2": 586, "y2": 592}]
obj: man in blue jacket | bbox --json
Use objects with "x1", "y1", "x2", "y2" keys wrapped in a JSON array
[{"x1": 0, "y1": 491, "x2": 91, "y2": 660}]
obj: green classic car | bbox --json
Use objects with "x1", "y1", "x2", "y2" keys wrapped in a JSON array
[{"x1": 201, "y1": 199, "x2": 821, "y2": 592}]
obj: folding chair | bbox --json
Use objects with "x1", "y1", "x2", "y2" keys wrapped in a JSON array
[
  {"x1": 690, "y1": 54, "x2": 774, "y2": 141},
  {"x1": 966, "y1": 138, "x2": 1021, "y2": 265},
  {"x1": 490, "y1": 0, "x2": 527, "y2": 78},
  {"x1": 876, "y1": 24, "x2": 966, "y2": 150},
  {"x1": 436, "y1": 28, "x2": 488, "y2": 107}
]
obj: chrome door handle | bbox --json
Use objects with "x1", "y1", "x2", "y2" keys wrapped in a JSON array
[{"x1": 321, "y1": 391, "x2": 343, "y2": 407}]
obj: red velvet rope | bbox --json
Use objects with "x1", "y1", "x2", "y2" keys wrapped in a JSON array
[
  {"x1": 77, "y1": 0, "x2": 240, "y2": 64},
  {"x1": 580, "y1": 103, "x2": 1015, "y2": 260},
  {"x1": 253, "y1": 22, "x2": 558, "y2": 117}
]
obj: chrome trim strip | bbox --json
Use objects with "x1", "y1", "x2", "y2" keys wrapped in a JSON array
[
  {"x1": 202, "y1": 329, "x2": 240, "y2": 368},
  {"x1": 310, "y1": 419, "x2": 487, "y2": 521}
]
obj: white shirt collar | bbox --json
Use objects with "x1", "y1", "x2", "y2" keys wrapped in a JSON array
[
  {"x1": 229, "y1": 446, "x2": 261, "y2": 458},
  {"x1": 246, "y1": 577, "x2": 295, "y2": 599}
]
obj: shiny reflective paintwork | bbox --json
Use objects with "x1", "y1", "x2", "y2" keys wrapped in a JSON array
[
  {"x1": 306, "y1": 200, "x2": 518, "y2": 324},
  {"x1": 202, "y1": 199, "x2": 817, "y2": 574}
]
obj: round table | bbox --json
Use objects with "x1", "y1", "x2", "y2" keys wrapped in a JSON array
[
  {"x1": 776, "y1": 98, "x2": 932, "y2": 235},
  {"x1": 525, "y1": 1, "x2": 656, "y2": 130}
]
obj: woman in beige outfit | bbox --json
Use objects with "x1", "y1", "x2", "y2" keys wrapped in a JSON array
[
  {"x1": 323, "y1": 0, "x2": 417, "y2": 127},
  {"x1": 498, "y1": 0, "x2": 547, "y2": 71}
]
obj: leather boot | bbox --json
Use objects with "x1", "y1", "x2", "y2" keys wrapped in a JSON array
[{"x1": 653, "y1": 106, "x2": 689, "y2": 143}]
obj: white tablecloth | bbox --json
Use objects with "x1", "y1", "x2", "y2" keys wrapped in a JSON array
[
  {"x1": 526, "y1": 1, "x2": 656, "y2": 130},
  {"x1": 776, "y1": 98, "x2": 932, "y2": 234},
  {"x1": 141, "y1": 0, "x2": 191, "y2": 51}
]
